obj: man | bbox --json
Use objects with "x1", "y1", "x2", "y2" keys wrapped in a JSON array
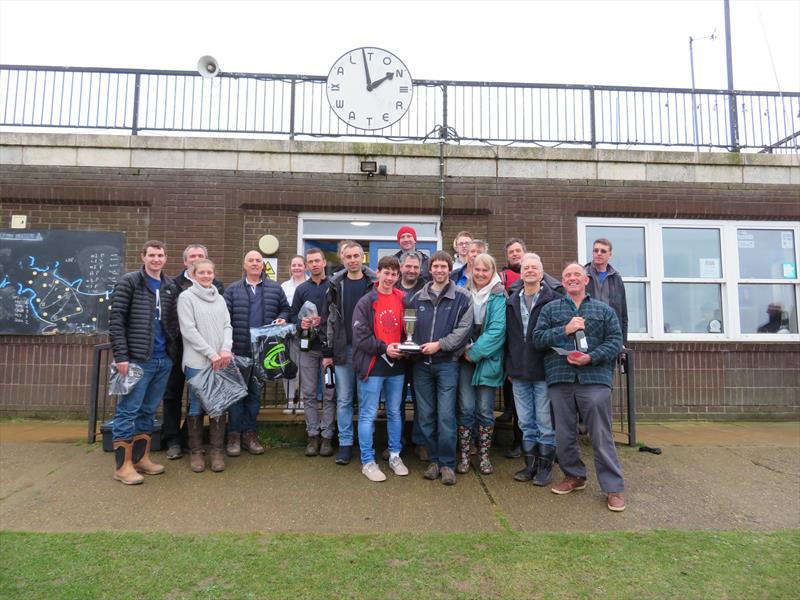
[
  {"x1": 161, "y1": 244, "x2": 224, "y2": 460},
  {"x1": 322, "y1": 241, "x2": 377, "y2": 466},
  {"x1": 108, "y1": 240, "x2": 179, "y2": 485},
  {"x1": 408, "y1": 251, "x2": 473, "y2": 486},
  {"x1": 499, "y1": 238, "x2": 526, "y2": 290},
  {"x1": 450, "y1": 239, "x2": 487, "y2": 287},
  {"x1": 397, "y1": 252, "x2": 425, "y2": 296},
  {"x1": 585, "y1": 238, "x2": 629, "y2": 344},
  {"x1": 393, "y1": 225, "x2": 430, "y2": 279},
  {"x1": 351, "y1": 256, "x2": 409, "y2": 482},
  {"x1": 452, "y1": 230, "x2": 473, "y2": 270},
  {"x1": 224, "y1": 250, "x2": 290, "y2": 457},
  {"x1": 533, "y1": 263, "x2": 626, "y2": 512},
  {"x1": 290, "y1": 248, "x2": 335, "y2": 457},
  {"x1": 505, "y1": 253, "x2": 561, "y2": 486}
]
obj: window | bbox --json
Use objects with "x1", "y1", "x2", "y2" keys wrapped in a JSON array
[{"x1": 580, "y1": 219, "x2": 799, "y2": 341}]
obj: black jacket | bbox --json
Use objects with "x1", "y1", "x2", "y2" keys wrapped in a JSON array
[
  {"x1": 172, "y1": 271, "x2": 224, "y2": 295},
  {"x1": 393, "y1": 249, "x2": 430, "y2": 280},
  {"x1": 109, "y1": 268, "x2": 179, "y2": 363},
  {"x1": 322, "y1": 266, "x2": 377, "y2": 363},
  {"x1": 407, "y1": 280, "x2": 474, "y2": 364},
  {"x1": 507, "y1": 272, "x2": 565, "y2": 297},
  {"x1": 505, "y1": 284, "x2": 561, "y2": 381},
  {"x1": 351, "y1": 287, "x2": 407, "y2": 379},
  {"x1": 585, "y1": 263, "x2": 628, "y2": 343},
  {"x1": 224, "y1": 275, "x2": 290, "y2": 357}
]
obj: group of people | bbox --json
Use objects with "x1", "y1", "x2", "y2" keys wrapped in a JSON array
[{"x1": 108, "y1": 226, "x2": 629, "y2": 512}]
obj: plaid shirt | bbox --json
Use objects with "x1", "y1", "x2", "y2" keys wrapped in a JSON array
[{"x1": 532, "y1": 294, "x2": 622, "y2": 388}]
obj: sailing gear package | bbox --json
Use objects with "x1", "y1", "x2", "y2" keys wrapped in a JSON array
[
  {"x1": 250, "y1": 322, "x2": 298, "y2": 382},
  {"x1": 108, "y1": 363, "x2": 144, "y2": 395},
  {"x1": 187, "y1": 356, "x2": 252, "y2": 419}
]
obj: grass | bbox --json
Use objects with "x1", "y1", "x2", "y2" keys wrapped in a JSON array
[{"x1": 1, "y1": 529, "x2": 797, "y2": 599}]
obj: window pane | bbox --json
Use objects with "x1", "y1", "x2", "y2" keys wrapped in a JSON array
[
  {"x1": 663, "y1": 228, "x2": 721, "y2": 278},
  {"x1": 662, "y1": 283, "x2": 723, "y2": 333},
  {"x1": 623, "y1": 282, "x2": 648, "y2": 334},
  {"x1": 738, "y1": 284, "x2": 798, "y2": 333},
  {"x1": 303, "y1": 220, "x2": 438, "y2": 239},
  {"x1": 585, "y1": 226, "x2": 646, "y2": 277},
  {"x1": 737, "y1": 229, "x2": 797, "y2": 279}
]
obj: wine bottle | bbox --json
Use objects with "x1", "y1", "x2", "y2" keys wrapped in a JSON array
[
  {"x1": 574, "y1": 329, "x2": 588, "y2": 353},
  {"x1": 324, "y1": 364, "x2": 336, "y2": 388},
  {"x1": 300, "y1": 327, "x2": 311, "y2": 352}
]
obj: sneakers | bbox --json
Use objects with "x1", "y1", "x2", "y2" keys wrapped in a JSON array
[
  {"x1": 440, "y1": 466, "x2": 456, "y2": 486},
  {"x1": 551, "y1": 475, "x2": 588, "y2": 495},
  {"x1": 423, "y1": 463, "x2": 440, "y2": 480},
  {"x1": 166, "y1": 444, "x2": 183, "y2": 460},
  {"x1": 335, "y1": 445, "x2": 353, "y2": 465},
  {"x1": 607, "y1": 492, "x2": 627, "y2": 512},
  {"x1": 282, "y1": 400, "x2": 296, "y2": 415},
  {"x1": 389, "y1": 456, "x2": 409, "y2": 476},
  {"x1": 319, "y1": 437, "x2": 334, "y2": 457},
  {"x1": 296, "y1": 400, "x2": 305, "y2": 414},
  {"x1": 362, "y1": 461, "x2": 387, "y2": 482}
]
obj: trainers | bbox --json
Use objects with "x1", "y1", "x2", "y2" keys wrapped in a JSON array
[
  {"x1": 607, "y1": 492, "x2": 627, "y2": 512},
  {"x1": 319, "y1": 437, "x2": 334, "y2": 457},
  {"x1": 296, "y1": 400, "x2": 305, "y2": 414},
  {"x1": 551, "y1": 475, "x2": 588, "y2": 495},
  {"x1": 362, "y1": 461, "x2": 386, "y2": 482},
  {"x1": 423, "y1": 463, "x2": 440, "y2": 480},
  {"x1": 440, "y1": 466, "x2": 456, "y2": 486},
  {"x1": 335, "y1": 445, "x2": 353, "y2": 465},
  {"x1": 415, "y1": 445, "x2": 430, "y2": 462},
  {"x1": 166, "y1": 444, "x2": 183, "y2": 460},
  {"x1": 282, "y1": 400, "x2": 295, "y2": 415},
  {"x1": 389, "y1": 456, "x2": 409, "y2": 476}
]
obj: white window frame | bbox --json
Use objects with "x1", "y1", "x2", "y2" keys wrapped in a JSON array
[{"x1": 578, "y1": 217, "x2": 800, "y2": 342}]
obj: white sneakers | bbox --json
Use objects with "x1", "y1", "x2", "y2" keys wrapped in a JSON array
[
  {"x1": 389, "y1": 456, "x2": 409, "y2": 476},
  {"x1": 362, "y1": 461, "x2": 386, "y2": 482}
]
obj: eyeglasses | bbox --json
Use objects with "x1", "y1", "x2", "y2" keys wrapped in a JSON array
[
  {"x1": 593, "y1": 248, "x2": 609, "y2": 254},
  {"x1": 457, "y1": 242, "x2": 471, "y2": 247}
]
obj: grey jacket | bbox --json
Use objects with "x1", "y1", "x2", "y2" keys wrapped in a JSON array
[
  {"x1": 585, "y1": 262, "x2": 629, "y2": 343},
  {"x1": 322, "y1": 266, "x2": 378, "y2": 363}
]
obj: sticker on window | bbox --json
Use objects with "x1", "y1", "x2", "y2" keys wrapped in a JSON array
[
  {"x1": 781, "y1": 232, "x2": 794, "y2": 250},
  {"x1": 699, "y1": 258, "x2": 720, "y2": 278},
  {"x1": 783, "y1": 263, "x2": 797, "y2": 279}
]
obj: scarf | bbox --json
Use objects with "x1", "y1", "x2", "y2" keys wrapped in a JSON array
[{"x1": 470, "y1": 273, "x2": 502, "y2": 325}]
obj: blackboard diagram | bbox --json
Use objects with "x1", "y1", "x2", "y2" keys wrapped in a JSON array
[{"x1": 0, "y1": 230, "x2": 125, "y2": 335}]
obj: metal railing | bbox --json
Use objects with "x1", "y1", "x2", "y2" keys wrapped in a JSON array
[{"x1": 2, "y1": 64, "x2": 798, "y2": 153}]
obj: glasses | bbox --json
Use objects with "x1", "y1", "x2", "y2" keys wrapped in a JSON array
[
  {"x1": 593, "y1": 248, "x2": 609, "y2": 254},
  {"x1": 457, "y1": 241, "x2": 471, "y2": 247}
]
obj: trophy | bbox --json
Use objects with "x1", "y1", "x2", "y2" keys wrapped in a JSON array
[{"x1": 398, "y1": 308, "x2": 422, "y2": 354}]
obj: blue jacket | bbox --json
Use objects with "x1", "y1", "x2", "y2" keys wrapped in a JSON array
[
  {"x1": 407, "y1": 280, "x2": 473, "y2": 363},
  {"x1": 465, "y1": 282, "x2": 507, "y2": 387},
  {"x1": 224, "y1": 275, "x2": 290, "y2": 357}
]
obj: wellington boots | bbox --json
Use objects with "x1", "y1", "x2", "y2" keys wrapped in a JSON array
[
  {"x1": 513, "y1": 441, "x2": 537, "y2": 482},
  {"x1": 532, "y1": 443, "x2": 556, "y2": 487},
  {"x1": 187, "y1": 415, "x2": 205, "y2": 473},
  {"x1": 477, "y1": 425, "x2": 494, "y2": 475},
  {"x1": 113, "y1": 439, "x2": 144, "y2": 485},
  {"x1": 456, "y1": 426, "x2": 471, "y2": 474},
  {"x1": 209, "y1": 415, "x2": 227, "y2": 472},
  {"x1": 132, "y1": 433, "x2": 165, "y2": 475}
]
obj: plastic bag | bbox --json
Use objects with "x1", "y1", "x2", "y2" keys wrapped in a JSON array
[
  {"x1": 250, "y1": 322, "x2": 298, "y2": 383},
  {"x1": 297, "y1": 300, "x2": 318, "y2": 321},
  {"x1": 187, "y1": 356, "x2": 252, "y2": 419},
  {"x1": 108, "y1": 363, "x2": 144, "y2": 395}
]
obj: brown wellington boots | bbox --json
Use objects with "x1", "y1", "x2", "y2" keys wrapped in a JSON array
[
  {"x1": 208, "y1": 415, "x2": 227, "y2": 472},
  {"x1": 113, "y1": 439, "x2": 144, "y2": 485},
  {"x1": 132, "y1": 433, "x2": 166, "y2": 475},
  {"x1": 187, "y1": 415, "x2": 205, "y2": 473}
]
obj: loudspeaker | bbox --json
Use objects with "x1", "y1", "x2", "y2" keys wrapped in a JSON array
[{"x1": 197, "y1": 55, "x2": 220, "y2": 78}]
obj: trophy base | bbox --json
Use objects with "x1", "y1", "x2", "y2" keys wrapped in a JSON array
[{"x1": 398, "y1": 343, "x2": 422, "y2": 354}]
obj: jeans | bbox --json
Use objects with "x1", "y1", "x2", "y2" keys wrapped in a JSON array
[
  {"x1": 512, "y1": 379, "x2": 554, "y2": 446},
  {"x1": 299, "y1": 349, "x2": 336, "y2": 439},
  {"x1": 112, "y1": 357, "x2": 173, "y2": 441},
  {"x1": 335, "y1": 345, "x2": 358, "y2": 446},
  {"x1": 358, "y1": 373, "x2": 405, "y2": 464},
  {"x1": 457, "y1": 361, "x2": 496, "y2": 428},
  {"x1": 405, "y1": 366, "x2": 425, "y2": 445},
  {"x1": 413, "y1": 360, "x2": 459, "y2": 469},
  {"x1": 228, "y1": 375, "x2": 262, "y2": 433},
  {"x1": 183, "y1": 366, "x2": 205, "y2": 417}
]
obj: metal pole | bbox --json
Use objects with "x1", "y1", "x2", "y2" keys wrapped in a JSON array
[
  {"x1": 724, "y1": 0, "x2": 739, "y2": 151},
  {"x1": 131, "y1": 73, "x2": 141, "y2": 135},
  {"x1": 589, "y1": 88, "x2": 596, "y2": 148},
  {"x1": 689, "y1": 36, "x2": 700, "y2": 150}
]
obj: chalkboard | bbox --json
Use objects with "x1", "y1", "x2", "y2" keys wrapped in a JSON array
[{"x1": 0, "y1": 230, "x2": 125, "y2": 335}]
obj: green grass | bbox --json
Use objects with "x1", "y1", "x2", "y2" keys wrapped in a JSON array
[{"x1": 1, "y1": 530, "x2": 797, "y2": 599}]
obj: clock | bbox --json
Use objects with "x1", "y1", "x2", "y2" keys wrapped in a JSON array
[{"x1": 326, "y1": 47, "x2": 413, "y2": 131}]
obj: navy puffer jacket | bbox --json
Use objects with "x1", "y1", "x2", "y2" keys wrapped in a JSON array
[{"x1": 224, "y1": 275, "x2": 290, "y2": 357}]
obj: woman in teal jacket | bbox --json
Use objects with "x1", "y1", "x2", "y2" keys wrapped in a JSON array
[{"x1": 457, "y1": 253, "x2": 507, "y2": 475}]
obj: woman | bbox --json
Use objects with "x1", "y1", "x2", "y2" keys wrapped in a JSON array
[
  {"x1": 177, "y1": 258, "x2": 234, "y2": 473},
  {"x1": 281, "y1": 255, "x2": 308, "y2": 414},
  {"x1": 457, "y1": 253, "x2": 506, "y2": 475}
]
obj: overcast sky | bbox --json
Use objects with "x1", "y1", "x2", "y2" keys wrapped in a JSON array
[{"x1": 0, "y1": 0, "x2": 798, "y2": 92}]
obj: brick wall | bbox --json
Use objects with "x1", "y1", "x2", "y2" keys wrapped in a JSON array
[{"x1": 1, "y1": 164, "x2": 798, "y2": 418}]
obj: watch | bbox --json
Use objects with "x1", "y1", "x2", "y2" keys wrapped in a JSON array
[{"x1": 326, "y1": 47, "x2": 413, "y2": 131}]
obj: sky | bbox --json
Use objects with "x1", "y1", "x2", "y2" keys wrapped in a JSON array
[{"x1": 0, "y1": 0, "x2": 798, "y2": 92}]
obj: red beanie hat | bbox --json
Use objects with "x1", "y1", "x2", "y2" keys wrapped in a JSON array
[{"x1": 397, "y1": 226, "x2": 417, "y2": 242}]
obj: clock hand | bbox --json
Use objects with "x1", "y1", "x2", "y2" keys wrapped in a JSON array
[
  {"x1": 367, "y1": 72, "x2": 394, "y2": 92},
  {"x1": 361, "y1": 48, "x2": 372, "y2": 90}
]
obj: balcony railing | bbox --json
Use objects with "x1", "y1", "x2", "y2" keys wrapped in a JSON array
[{"x1": 1, "y1": 65, "x2": 798, "y2": 153}]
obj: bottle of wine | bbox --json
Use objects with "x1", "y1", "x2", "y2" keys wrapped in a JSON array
[
  {"x1": 574, "y1": 329, "x2": 588, "y2": 353},
  {"x1": 324, "y1": 364, "x2": 336, "y2": 388},
  {"x1": 299, "y1": 327, "x2": 311, "y2": 352}
]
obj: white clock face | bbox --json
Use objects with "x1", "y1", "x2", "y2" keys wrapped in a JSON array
[{"x1": 326, "y1": 47, "x2": 413, "y2": 131}]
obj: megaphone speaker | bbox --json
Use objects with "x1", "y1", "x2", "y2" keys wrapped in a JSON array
[{"x1": 197, "y1": 55, "x2": 220, "y2": 78}]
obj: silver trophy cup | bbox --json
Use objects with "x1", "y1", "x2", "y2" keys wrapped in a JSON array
[{"x1": 398, "y1": 308, "x2": 422, "y2": 353}]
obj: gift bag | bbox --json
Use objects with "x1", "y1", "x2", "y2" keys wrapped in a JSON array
[{"x1": 250, "y1": 322, "x2": 297, "y2": 383}]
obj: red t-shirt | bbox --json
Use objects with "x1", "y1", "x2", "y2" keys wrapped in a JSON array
[{"x1": 371, "y1": 289, "x2": 405, "y2": 376}]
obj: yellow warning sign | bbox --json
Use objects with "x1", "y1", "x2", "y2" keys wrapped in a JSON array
[{"x1": 262, "y1": 258, "x2": 278, "y2": 281}]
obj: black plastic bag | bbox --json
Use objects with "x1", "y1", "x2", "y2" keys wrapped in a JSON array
[
  {"x1": 187, "y1": 356, "x2": 252, "y2": 419},
  {"x1": 250, "y1": 323, "x2": 297, "y2": 383}
]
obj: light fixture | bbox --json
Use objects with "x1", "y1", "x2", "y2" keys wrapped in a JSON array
[
  {"x1": 360, "y1": 161, "x2": 378, "y2": 176},
  {"x1": 350, "y1": 221, "x2": 371, "y2": 227}
]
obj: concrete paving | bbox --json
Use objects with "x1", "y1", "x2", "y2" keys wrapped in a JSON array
[{"x1": 0, "y1": 420, "x2": 798, "y2": 534}]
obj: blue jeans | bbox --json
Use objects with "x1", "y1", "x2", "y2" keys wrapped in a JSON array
[
  {"x1": 457, "y1": 361, "x2": 496, "y2": 428},
  {"x1": 358, "y1": 373, "x2": 405, "y2": 464},
  {"x1": 512, "y1": 379, "x2": 555, "y2": 446},
  {"x1": 413, "y1": 360, "x2": 459, "y2": 469},
  {"x1": 228, "y1": 375, "x2": 262, "y2": 433},
  {"x1": 335, "y1": 345, "x2": 358, "y2": 446},
  {"x1": 405, "y1": 367, "x2": 425, "y2": 445},
  {"x1": 112, "y1": 357, "x2": 173, "y2": 441},
  {"x1": 183, "y1": 366, "x2": 205, "y2": 417}
]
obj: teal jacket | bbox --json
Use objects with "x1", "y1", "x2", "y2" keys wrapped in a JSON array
[{"x1": 465, "y1": 283, "x2": 507, "y2": 387}]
